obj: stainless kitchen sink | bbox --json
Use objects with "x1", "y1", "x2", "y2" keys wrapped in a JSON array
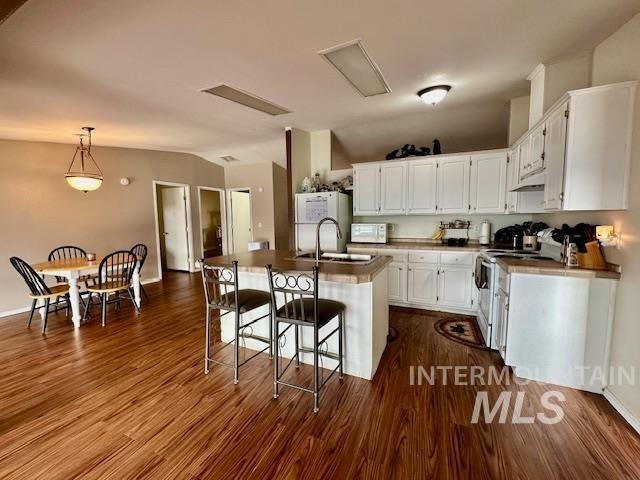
[{"x1": 291, "y1": 252, "x2": 377, "y2": 265}]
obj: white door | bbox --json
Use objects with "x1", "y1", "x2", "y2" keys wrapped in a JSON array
[
  {"x1": 230, "y1": 190, "x2": 252, "y2": 253},
  {"x1": 161, "y1": 186, "x2": 190, "y2": 271},
  {"x1": 437, "y1": 156, "x2": 470, "y2": 214},
  {"x1": 407, "y1": 264, "x2": 438, "y2": 305},
  {"x1": 469, "y1": 152, "x2": 507, "y2": 214},
  {"x1": 353, "y1": 165, "x2": 380, "y2": 215},
  {"x1": 529, "y1": 123, "x2": 546, "y2": 174},
  {"x1": 407, "y1": 158, "x2": 437, "y2": 214},
  {"x1": 543, "y1": 103, "x2": 568, "y2": 210},
  {"x1": 437, "y1": 267, "x2": 473, "y2": 309},
  {"x1": 379, "y1": 163, "x2": 407, "y2": 214},
  {"x1": 388, "y1": 262, "x2": 407, "y2": 303},
  {"x1": 506, "y1": 147, "x2": 519, "y2": 213}
]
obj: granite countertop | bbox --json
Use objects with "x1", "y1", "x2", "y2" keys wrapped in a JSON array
[
  {"x1": 348, "y1": 239, "x2": 482, "y2": 252},
  {"x1": 203, "y1": 249, "x2": 393, "y2": 284},
  {"x1": 495, "y1": 256, "x2": 621, "y2": 280}
]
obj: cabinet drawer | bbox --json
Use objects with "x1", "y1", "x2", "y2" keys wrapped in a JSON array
[
  {"x1": 380, "y1": 249, "x2": 409, "y2": 263},
  {"x1": 408, "y1": 251, "x2": 439, "y2": 264},
  {"x1": 439, "y1": 252, "x2": 473, "y2": 267}
]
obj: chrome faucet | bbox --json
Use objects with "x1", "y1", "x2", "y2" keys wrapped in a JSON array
[{"x1": 315, "y1": 217, "x2": 343, "y2": 261}]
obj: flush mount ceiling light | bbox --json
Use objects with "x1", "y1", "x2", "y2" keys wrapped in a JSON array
[
  {"x1": 418, "y1": 85, "x2": 452, "y2": 105},
  {"x1": 318, "y1": 39, "x2": 391, "y2": 97},
  {"x1": 65, "y1": 127, "x2": 103, "y2": 192}
]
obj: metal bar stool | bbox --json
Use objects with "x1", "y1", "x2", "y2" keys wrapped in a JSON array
[
  {"x1": 201, "y1": 260, "x2": 272, "y2": 384},
  {"x1": 266, "y1": 264, "x2": 345, "y2": 413}
]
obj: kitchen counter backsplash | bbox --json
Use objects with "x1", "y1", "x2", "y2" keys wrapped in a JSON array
[{"x1": 353, "y1": 214, "x2": 534, "y2": 240}]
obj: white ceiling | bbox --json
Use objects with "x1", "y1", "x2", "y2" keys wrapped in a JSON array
[{"x1": 1, "y1": 0, "x2": 638, "y2": 167}]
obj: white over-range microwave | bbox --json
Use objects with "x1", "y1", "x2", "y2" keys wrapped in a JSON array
[{"x1": 351, "y1": 223, "x2": 388, "y2": 244}]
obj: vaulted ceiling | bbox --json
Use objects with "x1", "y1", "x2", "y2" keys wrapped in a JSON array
[{"x1": 1, "y1": 0, "x2": 638, "y2": 166}]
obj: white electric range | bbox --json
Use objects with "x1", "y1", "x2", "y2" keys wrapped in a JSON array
[{"x1": 474, "y1": 249, "x2": 554, "y2": 348}]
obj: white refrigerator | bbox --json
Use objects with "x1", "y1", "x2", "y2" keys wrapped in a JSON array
[{"x1": 295, "y1": 192, "x2": 352, "y2": 253}]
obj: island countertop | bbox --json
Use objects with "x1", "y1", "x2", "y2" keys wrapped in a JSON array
[
  {"x1": 495, "y1": 256, "x2": 621, "y2": 280},
  {"x1": 203, "y1": 249, "x2": 393, "y2": 284}
]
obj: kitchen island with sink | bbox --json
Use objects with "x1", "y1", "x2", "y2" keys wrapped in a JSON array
[{"x1": 202, "y1": 250, "x2": 393, "y2": 380}]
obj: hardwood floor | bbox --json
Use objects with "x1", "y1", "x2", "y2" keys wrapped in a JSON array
[{"x1": 1, "y1": 272, "x2": 639, "y2": 479}]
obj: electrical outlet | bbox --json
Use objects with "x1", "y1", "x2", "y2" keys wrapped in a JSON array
[
  {"x1": 470, "y1": 224, "x2": 479, "y2": 233},
  {"x1": 388, "y1": 224, "x2": 395, "y2": 232}
]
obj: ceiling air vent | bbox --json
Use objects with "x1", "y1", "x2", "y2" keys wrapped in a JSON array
[
  {"x1": 219, "y1": 155, "x2": 239, "y2": 163},
  {"x1": 201, "y1": 84, "x2": 291, "y2": 116},
  {"x1": 318, "y1": 39, "x2": 391, "y2": 97}
]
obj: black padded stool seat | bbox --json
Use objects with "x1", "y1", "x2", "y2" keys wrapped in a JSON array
[
  {"x1": 218, "y1": 289, "x2": 271, "y2": 313},
  {"x1": 276, "y1": 298, "x2": 345, "y2": 327}
]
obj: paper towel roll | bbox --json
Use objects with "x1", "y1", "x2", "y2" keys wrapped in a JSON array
[{"x1": 479, "y1": 220, "x2": 491, "y2": 245}]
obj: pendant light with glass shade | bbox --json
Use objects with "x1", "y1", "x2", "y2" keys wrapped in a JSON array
[{"x1": 65, "y1": 127, "x2": 103, "y2": 192}]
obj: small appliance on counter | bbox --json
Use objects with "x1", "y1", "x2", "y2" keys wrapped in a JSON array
[
  {"x1": 351, "y1": 223, "x2": 388, "y2": 244},
  {"x1": 479, "y1": 220, "x2": 491, "y2": 246},
  {"x1": 494, "y1": 222, "x2": 548, "y2": 250}
]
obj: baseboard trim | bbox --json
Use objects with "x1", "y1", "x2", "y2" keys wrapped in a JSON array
[
  {"x1": 0, "y1": 305, "x2": 31, "y2": 318},
  {"x1": 604, "y1": 387, "x2": 640, "y2": 435},
  {"x1": 0, "y1": 277, "x2": 163, "y2": 318}
]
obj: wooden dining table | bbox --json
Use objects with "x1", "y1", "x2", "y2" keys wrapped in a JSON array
[{"x1": 31, "y1": 257, "x2": 141, "y2": 327}]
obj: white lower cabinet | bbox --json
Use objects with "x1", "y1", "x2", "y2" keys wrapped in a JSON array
[
  {"x1": 437, "y1": 267, "x2": 473, "y2": 309},
  {"x1": 493, "y1": 287, "x2": 509, "y2": 359},
  {"x1": 407, "y1": 264, "x2": 438, "y2": 305},
  {"x1": 388, "y1": 262, "x2": 408, "y2": 303},
  {"x1": 348, "y1": 247, "x2": 476, "y2": 314}
]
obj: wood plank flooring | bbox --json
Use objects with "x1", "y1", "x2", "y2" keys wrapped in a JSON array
[{"x1": 1, "y1": 272, "x2": 639, "y2": 479}]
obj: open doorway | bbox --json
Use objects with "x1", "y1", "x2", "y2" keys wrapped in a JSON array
[
  {"x1": 153, "y1": 181, "x2": 194, "y2": 276},
  {"x1": 197, "y1": 187, "x2": 227, "y2": 259},
  {"x1": 227, "y1": 188, "x2": 252, "y2": 254}
]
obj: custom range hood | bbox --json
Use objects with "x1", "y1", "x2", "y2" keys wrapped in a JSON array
[{"x1": 510, "y1": 171, "x2": 545, "y2": 191}]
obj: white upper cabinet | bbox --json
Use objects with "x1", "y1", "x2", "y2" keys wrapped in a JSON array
[
  {"x1": 470, "y1": 152, "x2": 507, "y2": 214},
  {"x1": 437, "y1": 155, "x2": 470, "y2": 214},
  {"x1": 353, "y1": 164, "x2": 380, "y2": 215},
  {"x1": 562, "y1": 82, "x2": 636, "y2": 210},
  {"x1": 529, "y1": 122, "x2": 546, "y2": 174},
  {"x1": 519, "y1": 123, "x2": 545, "y2": 180},
  {"x1": 543, "y1": 102, "x2": 568, "y2": 210},
  {"x1": 407, "y1": 158, "x2": 437, "y2": 214},
  {"x1": 379, "y1": 162, "x2": 407, "y2": 215},
  {"x1": 506, "y1": 147, "x2": 520, "y2": 213}
]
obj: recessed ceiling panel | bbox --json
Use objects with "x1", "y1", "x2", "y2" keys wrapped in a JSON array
[
  {"x1": 319, "y1": 39, "x2": 391, "y2": 97},
  {"x1": 202, "y1": 84, "x2": 291, "y2": 116}
]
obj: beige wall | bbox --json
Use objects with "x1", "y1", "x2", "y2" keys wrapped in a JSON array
[
  {"x1": 508, "y1": 96, "x2": 530, "y2": 146},
  {"x1": 534, "y1": 12, "x2": 640, "y2": 419},
  {"x1": 0, "y1": 138, "x2": 225, "y2": 313},
  {"x1": 225, "y1": 162, "x2": 277, "y2": 249},
  {"x1": 290, "y1": 127, "x2": 310, "y2": 194}
]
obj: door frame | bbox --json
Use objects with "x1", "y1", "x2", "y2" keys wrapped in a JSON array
[
  {"x1": 197, "y1": 186, "x2": 228, "y2": 261},
  {"x1": 226, "y1": 187, "x2": 253, "y2": 254},
  {"x1": 152, "y1": 180, "x2": 195, "y2": 279}
]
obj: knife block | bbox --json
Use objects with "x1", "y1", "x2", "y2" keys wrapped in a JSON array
[{"x1": 577, "y1": 241, "x2": 606, "y2": 270}]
